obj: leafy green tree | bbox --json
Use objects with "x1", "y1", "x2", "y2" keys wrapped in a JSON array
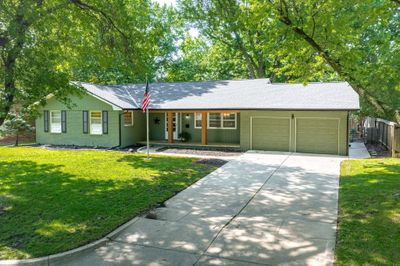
[
  {"x1": 262, "y1": 0, "x2": 400, "y2": 122},
  {"x1": 179, "y1": 0, "x2": 333, "y2": 82},
  {"x1": 164, "y1": 35, "x2": 249, "y2": 81},
  {"x1": 180, "y1": 0, "x2": 400, "y2": 122},
  {"x1": 0, "y1": 112, "x2": 32, "y2": 146},
  {"x1": 0, "y1": 0, "x2": 180, "y2": 126}
]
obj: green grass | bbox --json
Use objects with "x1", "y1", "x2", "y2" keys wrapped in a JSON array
[
  {"x1": 336, "y1": 158, "x2": 400, "y2": 265},
  {"x1": 0, "y1": 147, "x2": 217, "y2": 259}
]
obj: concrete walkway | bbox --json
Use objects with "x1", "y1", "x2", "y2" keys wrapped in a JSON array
[
  {"x1": 348, "y1": 142, "x2": 371, "y2": 159},
  {"x1": 58, "y1": 151, "x2": 345, "y2": 266}
]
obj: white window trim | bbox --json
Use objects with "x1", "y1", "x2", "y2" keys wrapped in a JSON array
[
  {"x1": 90, "y1": 111, "x2": 103, "y2": 135},
  {"x1": 124, "y1": 111, "x2": 134, "y2": 127},
  {"x1": 194, "y1": 112, "x2": 237, "y2": 130},
  {"x1": 50, "y1": 110, "x2": 62, "y2": 134}
]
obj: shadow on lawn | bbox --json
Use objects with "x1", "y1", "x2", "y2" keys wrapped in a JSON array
[
  {"x1": 336, "y1": 160, "x2": 400, "y2": 265},
  {"x1": 0, "y1": 156, "x2": 212, "y2": 259}
]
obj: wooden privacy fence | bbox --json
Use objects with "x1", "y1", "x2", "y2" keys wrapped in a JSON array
[{"x1": 365, "y1": 117, "x2": 400, "y2": 158}]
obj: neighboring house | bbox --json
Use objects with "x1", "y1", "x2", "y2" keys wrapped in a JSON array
[{"x1": 36, "y1": 78, "x2": 359, "y2": 155}]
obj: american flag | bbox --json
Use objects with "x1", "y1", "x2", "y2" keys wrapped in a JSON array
[{"x1": 141, "y1": 80, "x2": 150, "y2": 112}]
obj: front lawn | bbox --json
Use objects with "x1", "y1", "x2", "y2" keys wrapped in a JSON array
[
  {"x1": 336, "y1": 158, "x2": 400, "y2": 265},
  {"x1": 0, "y1": 147, "x2": 217, "y2": 259}
]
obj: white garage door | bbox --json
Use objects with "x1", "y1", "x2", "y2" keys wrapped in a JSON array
[
  {"x1": 251, "y1": 117, "x2": 291, "y2": 151},
  {"x1": 296, "y1": 118, "x2": 339, "y2": 155}
]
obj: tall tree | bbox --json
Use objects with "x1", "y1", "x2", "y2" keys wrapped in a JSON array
[
  {"x1": 181, "y1": 0, "x2": 400, "y2": 122},
  {"x1": 0, "y1": 0, "x2": 178, "y2": 126},
  {"x1": 180, "y1": 0, "x2": 338, "y2": 81},
  {"x1": 181, "y1": 0, "x2": 275, "y2": 79},
  {"x1": 263, "y1": 0, "x2": 400, "y2": 122},
  {"x1": 164, "y1": 35, "x2": 248, "y2": 81}
]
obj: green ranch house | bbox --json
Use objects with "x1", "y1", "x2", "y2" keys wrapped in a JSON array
[{"x1": 36, "y1": 79, "x2": 359, "y2": 155}]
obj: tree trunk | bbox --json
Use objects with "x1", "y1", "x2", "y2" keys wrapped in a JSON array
[
  {"x1": 15, "y1": 132, "x2": 19, "y2": 146},
  {"x1": 1, "y1": 60, "x2": 17, "y2": 127},
  {"x1": 0, "y1": 1, "x2": 29, "y2": 127}
]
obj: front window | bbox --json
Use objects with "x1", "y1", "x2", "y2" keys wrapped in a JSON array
[
  {"x1": 195, "y1": 112, "x2": 237, "y2": 129},
  {"x1": 124, "y1": 111, "x2": 134, "y2": 126},
  {"x1": 222, "y1": 113, "x2": 236, "y2": 128},
  {"x1": 208, "y1": 113, "x2": 222, "y2": 128},
  {"x1": 90, "y1": 111, "x2": 102, "y2": 135},
  {"x1": 194, "y1": 113, "x2": 202, "y2": 128},
  {"x1": 50, "y1": 111, "x2": 62, "y2": 133}
]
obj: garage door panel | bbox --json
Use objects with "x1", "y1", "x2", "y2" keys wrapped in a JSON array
[
  {"x1": 296, "y1": 119, "x2": 339, "y2": 155},
  {"x1": 251, "y1": 118, "x2": 290, "y2": 151}
]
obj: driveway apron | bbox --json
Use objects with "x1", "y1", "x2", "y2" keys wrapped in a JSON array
[{"x1": 57, "y1": 151, "x2": 343, "y2": 266}]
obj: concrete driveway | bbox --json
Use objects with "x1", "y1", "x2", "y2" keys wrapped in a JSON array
[{"x1": 59, "y1": 151, "x2": 344, "y2": 266}]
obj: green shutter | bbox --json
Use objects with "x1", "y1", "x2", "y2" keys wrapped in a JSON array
[
  {"x1": 44, "y1": 110, "x2": 49, "y2": 132},
  {"x1": 102, "y1": 111, "x2": 108, "y2": 134},
  {"x1": 83, "y1": 111, "x2": 88, "y2": 134},
  {"x1": 61, "y1": 110, "x2": 67, "y2": 133}
]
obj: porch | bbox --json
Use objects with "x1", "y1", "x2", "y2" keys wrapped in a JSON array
[{"x1": 140, "y1": 110, "x2": 241, "y2": 148}]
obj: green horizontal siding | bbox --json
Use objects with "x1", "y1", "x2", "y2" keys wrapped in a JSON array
[
  {"x1": 36, "y1": 94, "x2": 120, "y2": 148},
  {"x1": 120, "y1": 111, "x2": 146, "y2": 147}
]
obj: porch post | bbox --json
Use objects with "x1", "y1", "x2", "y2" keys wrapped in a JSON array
[
  {"x1": 167, "y1": 111, "x2": 174, "y2": 144},
  {"x1": 201, "y1": 111, "x2": 207, "y2": 145}
]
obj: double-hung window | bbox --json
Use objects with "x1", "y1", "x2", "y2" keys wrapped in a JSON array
[
  {"x1": 90, "y1": 111, "x2": 102, "y2": 135},
  {"x1": 194, "y1": 113, "x2": 202, "y2": 129},
  {"x1": 208, "y1": 113, "x2": 222, "y2": 128},
  {"x1": 124, "y1": 111, "x2": 134, "y2": 126},
  {"x1": 50, "y1": 111, "x2": 62, "y2": 133},
  {"x1": 222, "y1": 113, "x2": 236, "y2": 128},
  {"x1": 195, "y1": 112, "x2": 237, "y2": 129}
]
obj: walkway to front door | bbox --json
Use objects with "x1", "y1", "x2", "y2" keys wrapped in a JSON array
[{"x1": 59, "y1": 151, "x2": 344, "y2": 266}]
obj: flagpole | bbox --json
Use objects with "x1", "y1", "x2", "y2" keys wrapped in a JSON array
[{"x1": 146, "y1": 106, "x2": 150, "y2": 159}]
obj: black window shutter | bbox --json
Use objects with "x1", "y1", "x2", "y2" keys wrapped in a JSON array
[
  {"x1": 83, "y1": 111, "x2": 88, "y2": 134},
  {"x1": 102, "y1": 111, "x2": 108, "y2": 134},
  {"x1": 61, "y1": 111, "x2": 67, "y2": 133},
  {"x1": 44, "y1": 110, "x2": 49, "y2": 132}
]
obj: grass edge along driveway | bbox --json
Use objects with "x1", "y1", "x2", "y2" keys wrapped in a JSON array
[
  {"x1": 0, "y1": 147, "x2": 217, "y2": 260},
  {"x1": 336, "y1": 158, "x2": 400, "y2": 265}
]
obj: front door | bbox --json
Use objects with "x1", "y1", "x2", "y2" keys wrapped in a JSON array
[{"x1": 165, "y1": 113, "x2": 179, "y2": 140}]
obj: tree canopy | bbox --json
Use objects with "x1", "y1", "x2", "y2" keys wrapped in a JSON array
[
  {"x1": 0, "y1": 0, "x2": 178, "y2": 125},
  {"x1": 1, "y1": 0, "x2": 399, "y2": 124}
]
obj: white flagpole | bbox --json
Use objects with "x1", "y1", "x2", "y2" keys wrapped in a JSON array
[{"x1": 146, "y1": 106, "x2": 150, "y2": 159}]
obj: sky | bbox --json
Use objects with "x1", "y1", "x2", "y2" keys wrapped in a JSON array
[
  {"x1": 155, "y1": 0, "x2": 177, "y2": 6},
  {"x1": 153, "y1": 0, "x2": 199, "y2": 38}
]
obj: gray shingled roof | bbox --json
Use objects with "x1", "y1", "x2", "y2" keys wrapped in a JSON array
[{"x1": 78, "y1": 78, "x2": 359, "y2": 110}]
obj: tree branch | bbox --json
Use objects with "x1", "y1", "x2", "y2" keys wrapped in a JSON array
[
  {"x1": 69, "y1": 0, "x2": 128, "y2": 40},
  {"x1": 276, "y1": 0, "x2": 394, "y2": 119}
]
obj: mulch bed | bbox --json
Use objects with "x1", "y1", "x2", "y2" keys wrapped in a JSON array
[
  {"x1": 365, "y1": 143, "x2": 390, "y2": 158},
  {"x1": 0, "y1": 133, "x2": 35, "y2": 146},
  {"x1": 194, "y1": 158, "x2": 228, "y2": 167}
]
